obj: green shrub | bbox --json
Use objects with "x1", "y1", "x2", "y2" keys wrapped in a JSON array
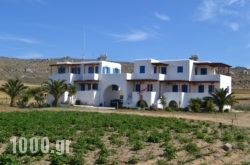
[
  {"x1": 184, "y1": 142, "x2": 200, "y2": 154},
  {"x1": 163, "y1": 143, "x2": 176, "y2": 160},
  {"x1": 128, "y1": 156, "x2": 139, "y2": 164},
  {"x1": 132, "y1": 141, "x2": 144, "y2": 151},
  {"x1": 189, "y1": 98, "x2": 202, "y2": 112},
  {"x1": 147, "y1": 131, "x2": 162, "y2": 143}
]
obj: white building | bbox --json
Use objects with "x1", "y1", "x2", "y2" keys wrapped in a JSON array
[{"x1": 48, "y1": 58, "x2": 231, "y2": 109}]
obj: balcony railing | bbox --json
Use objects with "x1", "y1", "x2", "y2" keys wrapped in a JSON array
[
  {"x1": 81, "y1": 73, "x2": 99, "y2": 81},
  {"x1": 131, "y1": 73, "x2": 167, "y2": 81},
  {"x1": 191, "y1": 74, "x2": 221, "y2": 82}
]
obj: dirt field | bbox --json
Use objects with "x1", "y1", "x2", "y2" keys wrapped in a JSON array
[{"x1": 0, "y1": 106, "x2": 250, "y2": 164}]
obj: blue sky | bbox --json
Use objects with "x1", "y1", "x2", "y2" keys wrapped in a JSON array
[{"x1": 0, "y1": 0, "x2": 250, "y2": 67}]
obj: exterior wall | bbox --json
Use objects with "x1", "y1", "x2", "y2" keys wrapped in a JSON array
[
  {"x1": 164, "y1": 60, "x2": 191, "y2": 81},
  {"x1": 219, "y1": 75, "x2": 232, "y2": 93},
  {"x1": 75, "y1": 91, "x2": 100, "y2": 105}
]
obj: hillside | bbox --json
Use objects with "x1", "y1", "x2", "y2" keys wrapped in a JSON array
[{"x1": 0, "y1": 56, "x2": 248, "y2": 89}]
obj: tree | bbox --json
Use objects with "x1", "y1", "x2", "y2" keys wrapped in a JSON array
[
  {"x1": 28, "y1": 87, "x2": 47, "y2": 107},
  {"x1": 42, "y1": 79, "x2": 67, "y2": 107},
  {"x1": 67, "y1": 83, "x2": 77, "y2": 104},
  {"x1": 0, "y1": 79, "x2": 28, "y2": 107},
  {"x1": 17, "y1": 89, "x2": 31, "y2": 108},
  {"x1": 209, "y1": 88, "x2": 235, "y2": 112}
]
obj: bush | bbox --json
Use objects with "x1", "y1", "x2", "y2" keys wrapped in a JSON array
[
  {"x1": 189, "y1": 98, "x2": 202, "y2": 112},
  {"x1": 163, "y1": 143, "x2": 176, "y2": 160},
  {"x1": 132, "y1": 141, "x2": 144, "y2": 151},
  {"x1": 184, "y1": 142, "x2": 200, "y2": 154},
  {"x1": 128, "y1": 156, "x2": 139, "y2": 164}
]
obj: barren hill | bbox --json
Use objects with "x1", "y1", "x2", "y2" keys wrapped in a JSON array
[{"x1": 0, "y1": 56, "x2": 248, "y2": 89}]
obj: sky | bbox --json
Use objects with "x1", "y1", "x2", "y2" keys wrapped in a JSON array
[{"x1": 1, "y1": 0, "x2": 250, "y2": 67}]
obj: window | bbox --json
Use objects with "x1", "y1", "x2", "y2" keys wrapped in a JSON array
[
  {"x1": 88, "y1": 66, "x2": 94, "y2": 73},
  {"x1": 140, "y1": 66, "x2": 145, "y2": 73},
  {"x1": 154, "y1": 66, "x2": 157, "y2": 73},
  {"x1": 147, "y1": 84, "x2": 153, "y2": 91},
  {"x1": 198, "y1": 85, "x2": 204, "y2": 93},
  {"x1": 135, "y1": 84, "x2": 141, "y2": 92},
  {"x1": 200, "y1": 68, "x2": 207, "y2": 75},
  {"x1": 182, "y1": 85, "x2": 188, "y2": 92},
  {"x1": 172, "y1": 85, "x2": 178, "y2": 92},
  {"x1": 177, "y1": 66, "x2": 183, "y2": 73},
  {"x1": 80, "y1": 84, "x2": 85, "y2": 91},
  {"x1": 71, "y1": 67, "x2": 80, "y2": 74},
  {"x1": 208, "y1": 85, "x2": 214, "y2": 93},
  {"x1": 58, "y1": 67, "x2": 65, "y2": 74},
  {"x1": 92, "y1": 83, "x2": 98, "y2": 90},
  {"x1": 102, "y1": 67, "x2": 110, "y2": 74},
  {"x1": 95, "y1": 66, "x2": 99, "y2": 73},
  {"x1": 161, "y1": 67, "x2": 167, "y2": 74},
  {"x1": 195, "y1": 67, "x2": 198, "y2": 75},
  {"x1": 112, "y1": 85, "x2": 119, "y2": 91},
  {"x1": 87, "y1": 84, "x2": 91, "y2": 90},
  {"x1": 113, "y1": 68, "x2": 120, "y2": 74}
]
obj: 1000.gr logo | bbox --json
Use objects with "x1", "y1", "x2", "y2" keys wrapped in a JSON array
[{"x1": 10, "y1": 137, "x2": 71, "y2": 155}]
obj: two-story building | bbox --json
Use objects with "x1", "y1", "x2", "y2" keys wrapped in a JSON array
[{"x1": 48, "y1": 58, "x2": 231, "y2": 109}]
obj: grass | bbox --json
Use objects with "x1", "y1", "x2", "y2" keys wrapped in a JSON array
[{"x1": 0, "y1": 108, "x2": 249, "y2": 164}]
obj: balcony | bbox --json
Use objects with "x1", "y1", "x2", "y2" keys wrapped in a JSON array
[
  {"x1": 49, "y1": 73, "x2": 81, "y2": 83},
  {"x1": 81, "y1": 73, "x2": 99, "y2": 81},
  {"x1": 131, "y1": 73, "x2": 166, "y2": 81},
  {"x1": 191, "y1": 74, "x2": 221, "y2": 82}
]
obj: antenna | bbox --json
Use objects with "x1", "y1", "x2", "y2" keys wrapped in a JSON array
[{"x1": 82, "y1": 26, "x2": 86, "y2": 60}]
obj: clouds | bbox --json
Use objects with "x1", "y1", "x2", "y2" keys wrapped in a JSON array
[
  {"x1": 197, "y1": 0, "x2": 217, "y2": 21},
  {"x1": 110, "y1": 30, "x2": 151, "y2": 42},
  {"x1": 154, "y1": 12, "x2": 170, "y2": 21},
  {"x1": 109, "y1": 11, "x2": 169, "y2": 42},
  {"x1": 226, "y1": 22, "x2": 240, "y2": 31},
  {"x1": 0, "y1": 36, "x2": 39, "y2": 44},
  {"x1": 196, "y1": 0, "x2": 249, "y2": 31}
]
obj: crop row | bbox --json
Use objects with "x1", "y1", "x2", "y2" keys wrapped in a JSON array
[{"x1": 0, "y1": 110, "x2": 249, "y2": 164}]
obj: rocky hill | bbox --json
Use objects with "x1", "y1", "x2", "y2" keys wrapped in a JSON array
[{"x1": 0, "y1": 56, "x2": 248, "y2": 89}]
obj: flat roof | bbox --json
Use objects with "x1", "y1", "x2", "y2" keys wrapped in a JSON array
[{"x1": 194, "y1": 62, "x2": 231, "y2": 67}]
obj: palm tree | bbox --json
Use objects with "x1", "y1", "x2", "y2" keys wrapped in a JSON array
[
  {"x1": 28, "y1": 87, "x2": 47, "y2": 107},
  {"x1": 67, "y1": 83, "x2": 77, "y2": 104},
  {"x1": 42, "y1": 79, "x2": 67, "y2": 107},
  {"x1": 209, "y1": 88, "x2": 235, "y2": 112},
  {"x1": 0, "y1": 79, "x2": 28, "y2": 107}
]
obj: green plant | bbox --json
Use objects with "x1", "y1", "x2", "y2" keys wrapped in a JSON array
[
  {"x1": 159, "y1": 95, "x2": 167, "y2": 109},
  {"x1": 128, "y1": 156, "x2": 139, "y2": 164},
  {"x1": 237, "y1": 142, "x2": 245, "y2": 151},
  {"x1": 184, "y1": 142, "x2": 200, "y2": 154},
  {"x1": 209, "y1": 88, "x2": 237, "y2": 112},
  {"x1": 132, "y1": 141, "x2": 144, "y2": 151},
  {"x1": 67, "y1": 83, "x2": 77, "y2": 103},
  {"x1": 147, "y1": 130, "x2": 162, "y2": 143},
  {"x1": 189, "y1": 98, "x2": 202, "y2": 112},
  {"x1": 156, "y1": 159, "x2": 169, "y2": 165},
  {"x1": 163, "y1": 143, "x2": 176, "y2": 160},
  {"x1": 42, "y1": 79, "x2": 67, "y2": 107},
  {"x1": 0, "y1": 154, "x2": 20, "y2": 165},
  {"x1": 0, "y1": 79, "x2": 28, "y2": 107}
]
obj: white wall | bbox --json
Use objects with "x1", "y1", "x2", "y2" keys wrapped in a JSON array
[
  {"x1": 164, "y1": 60, "x2": 191, "y2": 80},
  {"x1": 76, "y1": 91, "x2": 100, "y2": 105}
]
